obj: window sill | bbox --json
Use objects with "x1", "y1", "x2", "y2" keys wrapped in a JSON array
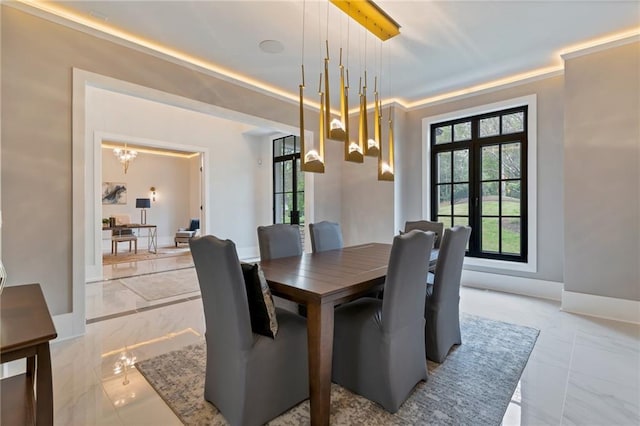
[{"x1": 464, "y1": 256, "x2": 537, "y2": 273}]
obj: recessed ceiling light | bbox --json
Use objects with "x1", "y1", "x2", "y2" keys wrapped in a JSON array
[
  {"x1": 259, "y1": 40, "x2": 284, "y2": 54},
  {"x1": 89, "y1": 10, "x2": 109, "y2": 21}
]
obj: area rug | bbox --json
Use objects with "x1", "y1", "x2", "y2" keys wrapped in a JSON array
[
  {"x1": 136, "y1": 314, "x2": 539, "y2": 425},
  {"x1": 102, "y1": 246, "x2": 192, "y2": 265},
  {"x1": 119, "y1": 268, "x2": 200, "y2": 301}
]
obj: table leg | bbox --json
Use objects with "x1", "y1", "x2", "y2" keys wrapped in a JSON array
[
  {"x1": 35, "y1": 343, "x2": 53, "y2": 426},
  {"x1": 147, "y1": 228, "x2": 158, "y2": 253},
  {"x1": 306, "y1": 301, "x2": 334, "y2": 426}
]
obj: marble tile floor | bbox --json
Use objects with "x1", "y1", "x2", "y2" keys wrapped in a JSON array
[
  {"x1": 63, "y1": 269, "x2": 639, "y2": 425},
  {"x1": 87, "y1": 254, "x2": 199, "y2": 322}
]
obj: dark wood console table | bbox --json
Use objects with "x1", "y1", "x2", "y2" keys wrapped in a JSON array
[{"x1": 1, "y1": 284, "x2": 57, "y2": 425}]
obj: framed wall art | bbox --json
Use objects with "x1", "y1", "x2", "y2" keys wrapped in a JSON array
[{"x1": 102, "y1": 182, "x2": 127, "y2": 205}]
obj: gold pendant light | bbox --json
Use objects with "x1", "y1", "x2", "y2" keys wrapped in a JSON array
[
  {"x1": 323, "y1": 40, "x2": 332, "y2": 137},
  {"x1": 345, "y1": 68, "x2": 363, "y2": 162},
  {"x1": 330, "y1": 48, "x2": 347, "y2": 141},
  {"x1": 299, "y1": 0, "x2": 324, "y2": 173},
  {"x1": 378, "y1": 109, "x2": 394, "y2": 181},
  {"x1": 366, "y1": 76, "x2": 381, "y2": 157},
  {"x1": 359, "y1": 72, "x2": 369, "y2": 153},
  {"x1": 302, "y1": 73, "x2": 326, "y2": 173}
]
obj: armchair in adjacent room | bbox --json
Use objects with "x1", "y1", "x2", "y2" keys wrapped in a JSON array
[{"x1": 175, "y1": 219, "x2": 200, "y2": 247}]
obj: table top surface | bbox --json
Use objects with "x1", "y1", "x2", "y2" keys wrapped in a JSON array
[
  {"x1": 260, "y1": 243, "x2": 392, "y2": 304},
  {"x1": 102, "y1": 224, "x2": 156, "y2": 230},
  {"x1": 0, "y1": 284, "x2": 57, "y2": 353}
]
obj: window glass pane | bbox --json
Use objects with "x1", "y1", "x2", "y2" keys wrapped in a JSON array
[
  {"x1": 284, "y1": 193, "x2": 293, "y2": 223},
  {"x1": 437, "y1": 216, "x2": 452, "y2": 228},
  {"x1": 479, "y1": 116, "x2": 499, "y2": 137},
  {"x1": 274, "y1": 138, "x2": 284, "y2": 157},
  {"x1": 503, "y1": 181, "x2": 521, "y2": 216},
  {"x1": 274, "y1": 162, "x2": 284, "y2": 192},
  {"x1": 435, "y1": 125, "x2": 452, "y2": 144},
  {"x1": 482, "y1": 217, "x2": 499, "y2": 252},
  {"x1": 481, "y1": 182, "x2": 499, "y2": 215},
  {"x1": 284, "y1": 136, "x2": 296, "y2": 155},
  {"x1": 502, "y1": 112, "x2": 524, "y2": 134},
  {"x1": 297, "y1": 191, "x2": 305, "y2": 224},
  {"x1": 481, "y1": 145, "x2": 499, "y2": 180},
  {"x1": 274, "y1": 194, "x2": 284, "y2": 224},
  {"x1": 501, "y1": 143, "x2": 521, "y2": 179},
  {"x1": 501, "y1": 218, "x2": 521, "y2": 254},
  {"x1": 453, "y1": 216, "x2": 468, "y2": 227},
  {"x1": 284, "y1": 160, "x2": 293, "y2": 192},
  {"x1": 437, "y1": 152, "x2": 451, "y2": 183},
  {"x1": 296, "y1": 158, "x2": 304, "y2": 191},
  {"x1": 453, "y1": 122, "x2": 471, "y2": 141},
  {"x1": 453, "y1": 183, "x2": 469, "y2": 215},
  {"x1": 453, "y1": 149, "x2": 469, "y2": 182},
  {"x1": 438, "y1": 185, "x2": 451, "y2": 215}
]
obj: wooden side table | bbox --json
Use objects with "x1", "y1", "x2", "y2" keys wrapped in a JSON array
[{"x1": 1, "y1": 284, "x2": 57, "y2": 425}]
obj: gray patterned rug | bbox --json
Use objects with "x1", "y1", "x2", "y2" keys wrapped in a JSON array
[{"x1": 136, "y1": 314, "x2": 538, "y2": 425}]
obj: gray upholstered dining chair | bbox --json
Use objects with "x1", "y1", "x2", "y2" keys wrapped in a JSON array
[
  {"x1": 424, "y1": 225, "x2": 472, "y2": 363},
  {"x1": 331, "y1": 230, "x2": 435, "y2": 413},
  {"x1": 309, "y1": 221, "x2": 343, "y2": 253},
  {"x1": 404, "y1": 220, "x2": 444, "y2": 248},
  {"x1": 190, "y1": 235, "x2": 309, "y2": 426},
  {"x1": 257, "y1": 224, "x2": 303, "y2": 260}
]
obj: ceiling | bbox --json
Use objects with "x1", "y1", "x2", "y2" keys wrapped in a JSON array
[{"x1": 21, "y1": 1, "x2": 640, "y2": 109}]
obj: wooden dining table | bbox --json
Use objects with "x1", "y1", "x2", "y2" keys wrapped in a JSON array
[{"x1": 259, "y1": 243, "x2": 393, "y2": 426}]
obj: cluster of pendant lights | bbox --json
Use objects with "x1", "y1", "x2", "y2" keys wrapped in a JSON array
[{"x1": 299, "y1": 0, "x2": 398, "y2": 181}]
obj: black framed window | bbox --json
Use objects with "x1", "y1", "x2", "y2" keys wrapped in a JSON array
[
  {"x1": 273, "y1": 135, "x2": 304, "y2": 227},
  {"x1": 430, "y1": 106, "x2": 527, "y2": 262}
]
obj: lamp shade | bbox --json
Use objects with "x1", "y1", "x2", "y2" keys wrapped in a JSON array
[{"x1": 135, "y1": 198, "x2": 151, "y2": 209}]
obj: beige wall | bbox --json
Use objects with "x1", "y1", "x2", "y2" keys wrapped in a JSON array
[
  {"x1": 340, "y1": 106, "x2": 396, "y2": 246},
  {"x1": 564, "y1": 42, "x2": 640, "y2": 301},
  {"x1": 1, "y1": 6, "x2": 339, "y2": 315}
]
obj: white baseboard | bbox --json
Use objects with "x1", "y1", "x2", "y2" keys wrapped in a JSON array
[
  {"x1": 462, "y1": 270, "x2": 563, "y2": 301},
  {"x1": 561, "y1": 290, "x2": 640, "y2": 324},
  {"x1": 52, "y1": 312, "x2": 85, "y2": 342},
  {"x1": 237, "y1": 246, "x2": 259, "y2": 261},
  {"x1": 86, "y1": 264, "x2": 103, "y2": 283}
]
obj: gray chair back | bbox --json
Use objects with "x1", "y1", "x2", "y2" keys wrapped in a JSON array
[
  {"x1": 425, "y1": 225, "x2": 472, "y2": 362},
  {"x1": 190, "y1": 235, "x2": 253, "y2": 351},
  {"x1": 257, "y1": 224, "x2": 303, "y2": 260},
  {"x1": 430, "y1": 226, "x2": 471, "y2": 306},
  {"x1": 190, "y1": 235, "x2": 310, "y2": 425},
  {"x1": 309, "y1": 221, "x2": 344, "y2": 253},
  {"x1": 382, "y1": 230, "x2": 435, "y2": 333},
  {"x1": 404, "y1": 220, "x2": 445, "y2": 248}
]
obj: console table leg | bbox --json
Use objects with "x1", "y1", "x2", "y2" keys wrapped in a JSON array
[{"x1": 35, "y1": 343, "x2": 53, "y2": 426}]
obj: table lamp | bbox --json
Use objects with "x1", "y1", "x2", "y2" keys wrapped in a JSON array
[{"x1": 135, "y1": 198, "x2": 151, "y2": 225}]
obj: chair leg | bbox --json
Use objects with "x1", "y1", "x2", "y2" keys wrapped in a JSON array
[
  {"x1": 115, "y1": 241, "x2": 118, "y2": 256},
  {"x1": 134, "y1": 239, "x2": 137, "y2": 254}
]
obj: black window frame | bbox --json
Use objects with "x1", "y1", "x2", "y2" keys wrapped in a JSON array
[
  {"x1": 272, "y1": 135, "x2": 303, "y2": 226},
  {"x1": 430, "y1": 106, "x2": 528, "y2": 262}
]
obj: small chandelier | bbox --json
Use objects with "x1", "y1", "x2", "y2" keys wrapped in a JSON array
[{"x1": 113, "y1": 144, "x2": 137, "y2": 174}]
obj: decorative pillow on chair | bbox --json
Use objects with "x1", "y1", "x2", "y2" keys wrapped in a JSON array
[{"x1": 240, "y1": 263, "x2": 278, "y2": 338}]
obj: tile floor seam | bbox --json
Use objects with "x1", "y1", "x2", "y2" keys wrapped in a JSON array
[{"x1": 559, "y1": 332, "x2": 577, "y2": 425}]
